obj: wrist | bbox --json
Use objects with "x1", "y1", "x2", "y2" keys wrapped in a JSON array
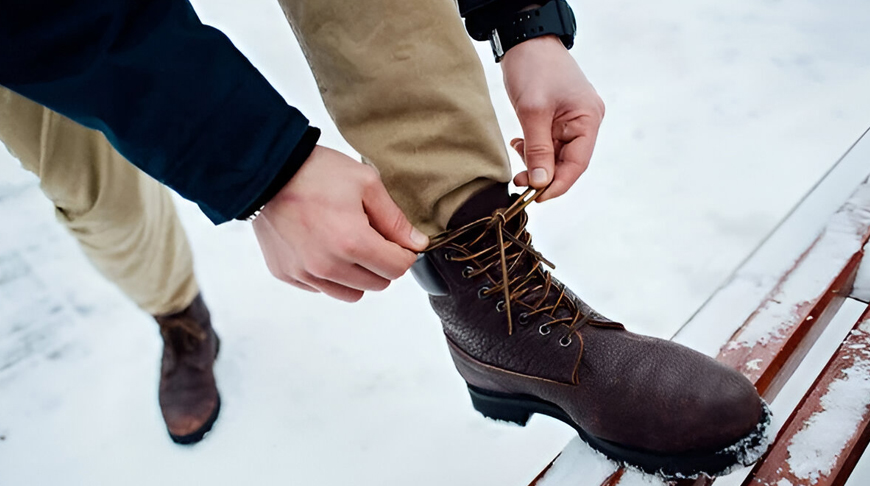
[
  {"x1": 237, "y1": 127, "x2": 320, "y2": 221},
  {"x1": 500, "y1": 34, "x2": 565, "y2": 66}
]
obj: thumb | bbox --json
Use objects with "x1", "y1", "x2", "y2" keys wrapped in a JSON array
[
  {"x1": 363, "y1": 179, "x2": 429, "y2": 252},
  {"x1": 518, "y1": 108, "x2": 556, "y2": 189}
]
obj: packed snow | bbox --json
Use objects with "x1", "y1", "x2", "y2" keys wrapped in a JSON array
[
  {"x1": 535, "y1": 439, "x2": 617, "y2": 486},
  {"x1": 729, "y1": 181, "x2": 870, "y2": 349},
  {"x1": 786, "y1": 320, "x2": 870, "y2": 484},
  {"x1": 2, "y1": 0, "x2": 870, "y2": 485}
]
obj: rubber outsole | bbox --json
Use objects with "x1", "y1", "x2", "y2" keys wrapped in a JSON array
[
  {"x1": 467, "y1": 384, "x2": 770, "y2": 479},
  {"x1": 168, "y1": 395, "x2": 221, "y2": 445}
]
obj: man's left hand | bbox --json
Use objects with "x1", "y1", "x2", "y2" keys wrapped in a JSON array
[{"x1": 502, "y1": 35, "x2": 604, "y2": 202}]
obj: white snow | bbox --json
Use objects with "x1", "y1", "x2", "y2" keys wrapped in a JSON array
[
  {"x1": 535, "y1": 438, "x2": 618, "y2": 486},
  {"x1": 786, "y1": 323, "x2": 870, "y2": 483},
  {"x1": 616, "y1": 469, "x2": 667, "y2": 486},
  {"x1": 3, "y1": 0, "x2": 870, "y2": 485},
  {"x1": 746, "y1": 358, "x2": 764, "y2": 371},
  {"x1": 673, "y1": 118, "x2": 870, "y2": 359},
  {"x1": 710, "y1": 299, "x2": 869, "y2": 486},
  {"x1": 777, "y1": 478, "x2": 795, "y2": 486},
  {"x1": 730, "y1": 182, "x2": 870, "y2": 349}
]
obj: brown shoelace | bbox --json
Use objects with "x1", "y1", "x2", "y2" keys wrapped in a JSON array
[{"x1": 426, "y1": 188, "x2": 604, "y2": 347}]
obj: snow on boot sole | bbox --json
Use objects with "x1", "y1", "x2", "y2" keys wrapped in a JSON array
[{"x1": 467, "y1": 384, "x2": 772, "y2": 480}]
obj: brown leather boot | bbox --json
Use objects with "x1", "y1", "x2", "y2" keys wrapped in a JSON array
[
  {"x1": 154, "y1": 294, "x2": 220, "y2": 445},
  {"x1": 412, "y1": 184, "x2": 771, "y2": 479}
]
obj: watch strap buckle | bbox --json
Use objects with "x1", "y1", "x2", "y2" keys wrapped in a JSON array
[{"x1": 490, "y1": 29, "x2": 505, "y2": 62}]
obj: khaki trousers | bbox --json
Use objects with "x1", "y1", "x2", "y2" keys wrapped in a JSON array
[
  {"x1": 0, "y1": 89, "x2": 200, "y2": 316},
  {"x1": 0, "y1": 0, "x2": 510, "y2": 314}
]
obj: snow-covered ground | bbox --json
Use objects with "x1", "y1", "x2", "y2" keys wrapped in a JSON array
[{"x1": 2, "y1": 0, "x2": 870, "y2": 484}]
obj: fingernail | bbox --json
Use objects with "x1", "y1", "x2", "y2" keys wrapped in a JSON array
[
  {"x1": 531, "y1": 168, "x2": 549, "y2": 186},
  {"x1": 410, "y1": 227, "x2": 429, "y2": 248}
]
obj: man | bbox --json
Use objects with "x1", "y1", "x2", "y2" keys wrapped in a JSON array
[{"x1": 0, "y1": 0, "x2": 770, "y2": 478}]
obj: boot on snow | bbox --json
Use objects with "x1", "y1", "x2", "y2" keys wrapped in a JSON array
[
  {"x1": 154, "y1": 294, "x2": 221, "y2": 445},
  {"x1": 412, "y1": 184, "x2": 771, "y2": 479}
]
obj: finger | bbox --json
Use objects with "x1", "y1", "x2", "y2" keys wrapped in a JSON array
[
  {"x1": 517, "y1": 106, "x2": 556, "y2": 189},
  {"x1": 538, "y1": 134, "x2": 595, "y2": 202},
  {"x1": 362, "y1": 174, "x2": 429, "y2": 252},
  {"x1": 353, "y1": 227, "x2": 418, "y2": 280},
  {"x1": 301, "y1": 273, "x2": 365, "y2": 303},
  {"x1": 311, "y1": 261, "x2": 391, "y2": 292},
  {"x1": 286, "y1": 278, "x2": 320, "y2": 293},
  {"x1": 510, "y1": 138, "x2": 526, "y2": 162},
  {"x1": 511, "y1": 138, "x2": 530, "y2": 186}
]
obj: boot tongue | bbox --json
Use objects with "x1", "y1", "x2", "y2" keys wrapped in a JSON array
[{"x1": 447, "y1": 183, "x2": 513, "y2": 229}]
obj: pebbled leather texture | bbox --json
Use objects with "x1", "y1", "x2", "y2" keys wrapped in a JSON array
[
  {"x1": 155, "y1": 294, "x2": 220, "y2": 441},
  {"x1": 427, "y1": 185, "x2": 764, "y2": 455}
]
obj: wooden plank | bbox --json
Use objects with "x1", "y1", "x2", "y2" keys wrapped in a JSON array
[
  {"x1": 720, "y1": 249, "x2": 862, "y2": 401},
  {"x1": 531, "y1": 131, "x2": 870, "y2": 486},
  {"x1": 716, "y1": 178, "x2": 870, "y2": 401},
  {"x1": 743, "y1": 307, "x2": 870, "y2": 486},
  {"x1": 599, "y1": 181, "x2": 870, "y2": 486},
  {"x1": 675, "y1": 127, "x2": 870, "y2": 359},
  {"x1": 653, "y1": 183, "x2": 870, "y2": 486}
]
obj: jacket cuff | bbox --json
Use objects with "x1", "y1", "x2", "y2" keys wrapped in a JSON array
[{"x1": 235, "y1": 126, "x2": 321, "y2": 221}]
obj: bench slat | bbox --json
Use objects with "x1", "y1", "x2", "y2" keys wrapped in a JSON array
[
  {"x1": 744, "y1": 307, "x2": 870, "y2": 486},
  {"x1": 532, "y1": 130, "x2": 870, "y2": 486},
  {"x1": 600, "y1": 181, "x2": 870, "y2": 486}
]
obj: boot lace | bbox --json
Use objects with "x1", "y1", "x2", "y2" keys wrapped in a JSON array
[{"x1": 426, "y1": 188, "x2": 609, "y2": 348}]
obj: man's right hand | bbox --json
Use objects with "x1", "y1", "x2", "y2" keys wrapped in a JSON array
[{"x1": 252, "y1": 146, "x2": 429, "y2": 302}]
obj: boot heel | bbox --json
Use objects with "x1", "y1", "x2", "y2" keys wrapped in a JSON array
[{"x1": 468, "y1": 385, "x2": 532, "y2": 426}]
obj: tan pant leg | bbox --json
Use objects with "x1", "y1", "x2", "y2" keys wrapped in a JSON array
[
  {"x1": 279, "y1": 0, "x2": 512, "y2": 235},
  {"x1": 0, "y1": 88, "x2": 199, "y2": 316}
]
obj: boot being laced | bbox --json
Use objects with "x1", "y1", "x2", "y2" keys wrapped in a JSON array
[
  {"x1": 426, "y1": 187, "x2": 622, "y2": 351},
  {"x1": 418, "y1": 184, "x2": 771, "y2": 479}
]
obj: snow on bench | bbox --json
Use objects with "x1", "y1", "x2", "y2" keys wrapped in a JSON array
[
  {"x1": 716, "y1": 179, "x2": 870, "y2": 401},
  {"x1": 531, "y1": 128, "x2": 870, "y2": 486},
  {"x1": 747, "y1": 307, "x2": 870, "y2": 486}
]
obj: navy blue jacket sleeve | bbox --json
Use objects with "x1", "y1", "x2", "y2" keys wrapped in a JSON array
[{"x1": 0, "y1": 0, "x2": 314, "y2": 224}]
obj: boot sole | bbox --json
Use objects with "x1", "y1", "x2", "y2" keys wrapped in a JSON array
[
  {"x1": 168, "y1": 394, "x2": 221, "y2": 445},
  {"x1": 168, "y1": 334, "x2": 222, "y2": 446},
  {"x1": 467, "y1": 384, "x2": 770, "y2": 479}
]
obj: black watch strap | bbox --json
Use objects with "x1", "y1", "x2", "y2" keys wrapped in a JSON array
[{"x1": 489, "y1": 0, "x2": 576, "y2": 62}]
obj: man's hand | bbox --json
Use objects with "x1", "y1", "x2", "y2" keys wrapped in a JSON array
[
  {"x1": 252, "y1": 146, "x2": 429, "y2": 302},
  {"x1": 502, "y1": 35, "x2": 604, "y2": 202}
]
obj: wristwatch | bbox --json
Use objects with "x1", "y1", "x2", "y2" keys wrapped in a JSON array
[{"x1": 488, "y1": 0, "x2": 577, "y2": 62}]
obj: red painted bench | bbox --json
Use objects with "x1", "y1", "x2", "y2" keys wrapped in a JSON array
[{"x1": 530, "y1": 128, "x2": 870, "y2": 486}]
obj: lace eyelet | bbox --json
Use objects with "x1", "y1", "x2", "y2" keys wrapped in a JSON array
[
  {"x1": 559, "y1": 335, "x2": 573, "y2": 347},
  {"x1": 443, "y1": 251, "x2": 454, "y2": 261},
  {"x1": 518, "y1": 313, "x2": 529, "y2": 325},
  {"x1": 462, "y1": 266, "x2": 474, "y2": 279},
  {"x1": 496, "y1": 300, "x2": 506, "y2": 312},
  {"x1": 539, "y1": 324, "x2": 551, "y2": 336},
  {"x1": 478, "y1": 287, "x2": 491, "y2": 299}
]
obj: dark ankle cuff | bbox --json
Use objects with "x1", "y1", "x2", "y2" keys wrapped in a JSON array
[{"x1": 448, "y1": 182, "x2": 512, "y2": 229}]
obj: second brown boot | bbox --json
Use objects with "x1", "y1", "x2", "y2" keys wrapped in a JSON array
[
  {"x1": 412, "y1": 184, "x2": 771, "y2": 479},
  {"x1": 154, "y1": 294, "x2": 221, "y2": 445}
]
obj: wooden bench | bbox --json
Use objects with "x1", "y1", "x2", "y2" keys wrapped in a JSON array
[{"x1": 530, "y1": 127, "x2": 870, "y2": 486}]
